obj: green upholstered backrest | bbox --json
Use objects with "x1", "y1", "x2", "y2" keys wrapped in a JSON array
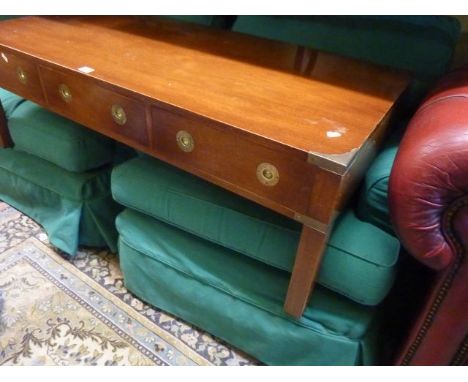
[
  {"x1": 0, "y1": 16, "x2": 21, "y2": 21},
  {"x1": 163, "y1": 15, "x2": 235, "y2": 29},
  {"x1": 233, "y1": 16, "x2": 461, "y2": 78}
]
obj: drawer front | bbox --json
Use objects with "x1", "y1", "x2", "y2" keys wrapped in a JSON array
[
  {"x1": 0, "y1": 50, "x2": 44, "y2": 103},
  {"x1": 151, "y1": 106, "x2": 314, "y2": 214},
  {"x1": 40, "y1": 66, "x2": 148, "y2": 146}
]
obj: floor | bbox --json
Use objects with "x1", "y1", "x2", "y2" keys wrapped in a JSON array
[{"x1": 0, "y1": 201, "x2": 257, "y2": 365}]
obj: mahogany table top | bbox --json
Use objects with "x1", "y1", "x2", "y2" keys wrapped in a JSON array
[{"x1": 0, "y1": 16, "x2": 409, "y2": 162}]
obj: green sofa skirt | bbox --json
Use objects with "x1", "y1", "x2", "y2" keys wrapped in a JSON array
[
  {"x1": 117, "y1": 208, "x2": 381, "y2": 365},
  {"x1": 0, "y1": 148, "x2": 121, "y2": 255}
]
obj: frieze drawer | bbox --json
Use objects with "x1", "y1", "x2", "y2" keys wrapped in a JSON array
[
  {"x1": 40, "y1": 65, "x2": 149, "y2": 147},
  {"x1": 151, "y1": 106, "x2": 315, "y2": 215}
]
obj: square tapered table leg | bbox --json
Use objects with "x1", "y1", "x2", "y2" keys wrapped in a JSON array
[{"x1": 284, "y1": 225, "x2": 330, "y2": 318}]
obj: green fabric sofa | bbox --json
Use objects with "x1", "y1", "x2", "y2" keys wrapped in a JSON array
[
  {"x1": 113, "y1": 156, "x2": 397, "y2": 365},
  {"x1": 112, "y1": 156, "x2": 399, "y2": 307},
  {"x1": 0, "y1": 88, "x2": 122, "y2": 254},
  {"x1": 110, "y1": 16, "x2": 461, "y2": 365}
]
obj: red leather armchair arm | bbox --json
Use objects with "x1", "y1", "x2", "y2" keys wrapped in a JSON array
[{"x1": 389, "y1": 67, "x2": 468, "y2": 365}]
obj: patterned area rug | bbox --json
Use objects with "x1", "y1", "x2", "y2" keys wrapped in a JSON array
[{"x1": 0, "y1": 202, "x2": 257, "y2": 366}]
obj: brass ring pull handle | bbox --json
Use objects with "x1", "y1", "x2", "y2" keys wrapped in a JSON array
[
  {"x1": 257, "y1": 163, "x2": 279, "y2": 186},
  {"x1": 58, "y1": 84, "x2": 72, "y2": 103},
  {"x1": 16, "y1": 67, "x2": 27, "y2": 84},
  {"x1": 176, "y1": 130, "x2": 195, "y2": 152},
  {"x1": 111, "y1": 104, "x2": 127, "y2": 125}
]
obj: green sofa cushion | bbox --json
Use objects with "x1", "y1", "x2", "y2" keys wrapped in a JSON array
[
  {"x1": 112, "y1": 155, "x2": 400, "y2": 306},
  {"x1": 117, "y1": 208, "x2": 380, "y2": 365},
  {"x1": 357, "y1": 124, "x2": 407, "y2": 235},
  {"x1": 0, "y1": 148, "x2": 121, "y2": 254},
  {"x1": 7, "y1": 100, "x2": 114, "y2": 172},
  {"x1": 232, "y1": 16, "x2": 460, "y2": 78},
  {"x1": 0, "y1": 88, "x2": 25, "y2": 119}
]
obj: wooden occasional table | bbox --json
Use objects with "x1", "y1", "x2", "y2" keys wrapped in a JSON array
[{"x1": 0, "y1": 16, "x2": 409, "y2": 318}]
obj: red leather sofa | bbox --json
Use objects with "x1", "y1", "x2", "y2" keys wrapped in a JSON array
[{"x1": 390, "y1": 66, "x2": 468, "y2": 365}]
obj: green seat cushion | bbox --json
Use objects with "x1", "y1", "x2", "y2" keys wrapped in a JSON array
[
  {"x1": 357, "y1": 124, "x2": 408, "y2": 235},
  {"x1": 0, "y1": 148, "x2": 121, "y2": 254},
  {"x1": 8, "y1": 101, "x2": 114, "y2": 172},
  {"x1": 112, "y1": 156, "x2": 400, "y2": 306},
  {"x1": 0, "y1": 88, "x2": 25, "y2": 119},
  {"x1": 232, "y1": 16, "x2": 460, "y2": 78},
  {"x1": 117, "y1": 208, "x2": 381, "y2": 365}
]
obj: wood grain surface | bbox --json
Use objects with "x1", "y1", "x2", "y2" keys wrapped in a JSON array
[{"x1": 0, "y1": 16, "x2": 409, "y2": 160}]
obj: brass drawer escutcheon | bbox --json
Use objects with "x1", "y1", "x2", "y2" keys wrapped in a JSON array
[
  {"x1": 58, "y1": 84, "x2": 72, "y2": 103},
  {"x1": 16, "y1": 67, "x2": 27, "y2": 84},
  {"x1": 111, "y1": 104, "x2": 127, "y2": 125},
  {"x1": 176, "y1": 130, "x2": 194, "y2": 152},
  {"x1": 257, "y1": 163, "x2": 279, "y2": 186}
]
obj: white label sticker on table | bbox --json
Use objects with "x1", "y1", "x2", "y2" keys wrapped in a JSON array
[{"x1": 78, "y1": 66, "x2": 95, "y2": 74}]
